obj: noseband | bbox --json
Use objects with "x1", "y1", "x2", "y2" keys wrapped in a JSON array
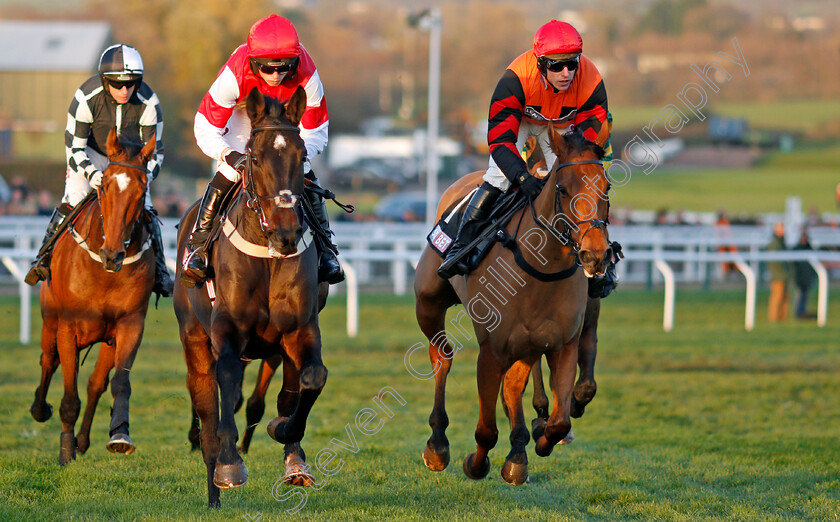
[
  {"x1": 547, "y1": 159, "x2": 610, "y2": 258},
  {"x1": 95, "y1": 161, "x2": 150, "y2": 247},
  {"x1": 242, "y1": 124, "x2": 303, "y2": 232}
]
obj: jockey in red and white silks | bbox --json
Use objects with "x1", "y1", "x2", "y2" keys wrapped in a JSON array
[
  {"x1": 182, "y1": 14, "x2": 344, "y2": 288},
  {"x1": 193, "y1": 41, "x2": 328, "y2": 183}
]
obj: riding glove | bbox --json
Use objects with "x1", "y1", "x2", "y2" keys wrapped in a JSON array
[
  {"x1": 518, "y1": 172, "x2": 544, "y2": 200},
  {"x1": 225, "y1": 150, "x2": 247, "y2": 174},
  {"x1": 88, "y1": 171, "x2": 104, "y2": 189}
]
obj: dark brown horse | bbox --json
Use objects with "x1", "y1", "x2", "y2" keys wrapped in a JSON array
[
  {"x1": 185, "y1": 350, "x2": 294, "y2": 455},
  {"x1": 174, "y1": 87, "x2": 328, "y2": 507},
  {"x1": 30, "y1": 129, "x2": 157, "y2": 465},
  {"x1": 415, "y1": 124, "x2": 611, "y2": 485}
]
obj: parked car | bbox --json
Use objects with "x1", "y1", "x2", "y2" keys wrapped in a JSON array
[
  {"x1": 374, "y1": 192, "x2": 427, "y2": 222},
  {"x1": 329, "y1": 158, "x2": 415, "y2": 191}
]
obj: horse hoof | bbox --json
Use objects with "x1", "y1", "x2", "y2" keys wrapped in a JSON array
[
  {"x1": 214, "y1": 462, "x2": 249, "y2": 489},
  {"x1": 560, "y1": 427, "x2": 574, "y2": 445},
  {"x1": 59, "y1": 432, "x2": 76, "y2": 465},
  {"x1": 283, "y1": 461, "x2": 316, "y2": 487},
  {"x1": 30, "y1": 402, "x2": 53, "y2": 423},
  {"x1": 422, "y1": 441, "x2": 450, "y2": 471},
  {"x1": 531, "y1": 417, "x2": 546, "y2": 444},
  {"x1": 501, "y1": 458, "x2": 529, "y2": 485},
  {"x1": 106, "y1": 433, "x2": 136, "y2": 455},
  {"x1": 76, "y1": 434, "x2": 90, "y2": 455},
  {"x1": 462, "y1": 453, "x2": 490, "y2": 480},
  {"x1": 534, "y1": 436, "x2": 554, "y2": 457}
]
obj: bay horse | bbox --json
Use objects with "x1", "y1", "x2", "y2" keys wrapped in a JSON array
[
  {"x1": 414, "y1": 123, "x2": 611, "y2": 485},
  {"x1": 174, "y1": 87, "x2": 328, "y2": 507},
  {"x1": 30, "y1": 129, "x2": 157, "y2": 465},
  {"x1": 521, "y1": 136, "x2": 603, "y2": 426}
]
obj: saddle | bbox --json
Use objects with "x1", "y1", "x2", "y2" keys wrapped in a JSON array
[
  {"x1": 427, "y1": 188, "x2": 528, "y2": 271},
  {"x1": 427, "y1": 185, "x2": 624, "y2": 293}
]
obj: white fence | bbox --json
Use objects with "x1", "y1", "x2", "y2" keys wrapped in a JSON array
[{"x1": 1, "y1": 217, "x2": 839, "y2": 343}]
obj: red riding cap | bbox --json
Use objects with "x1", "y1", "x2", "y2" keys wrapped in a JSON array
[
  {"x1": 533, "y1": 20, "x2": 583, "y2": 57},
  {"x1": 247, "y1": 14, "x2": 301, "y2": 59}
]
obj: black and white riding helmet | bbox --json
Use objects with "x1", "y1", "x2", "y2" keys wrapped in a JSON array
[{"x1": 98, "y1": 44, "x2": 144, "y2": 82}]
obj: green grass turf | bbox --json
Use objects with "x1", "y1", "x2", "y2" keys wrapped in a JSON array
[
  {"x1": 608, "y1": 144, "x2": 840, "y2": 215},
  {"x1": 611, "y1": 99, "x2": 840, "y2": 134},
  {"x1": 0, "y1": 288, "x2": 838, "y2": 520}
]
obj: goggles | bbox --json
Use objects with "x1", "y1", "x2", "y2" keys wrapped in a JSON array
[
  {"x1": 107, "y1": 78, "x2": 138, "y2": 90},
  {"x1": 540, "y1": 55, "x2": 580, "y2": 72},
  {"x1": 255, "y1": 57, "x2": 299, "y2": 75}
]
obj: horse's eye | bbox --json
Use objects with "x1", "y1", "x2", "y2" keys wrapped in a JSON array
[{"x1": 557, "y1": 185, "x2": 570, "y2": 197}]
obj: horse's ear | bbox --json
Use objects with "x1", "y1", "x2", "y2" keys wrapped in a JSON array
[
  {"x1": 245, "y1": 87, "x2": 266, "y2": 123},
  {"x1": 593, "y1": 120, "x2": 610, "y2": 148},
  {"x1": 547, "y1": 124, "x2": 568, "y2": 162},
  {"x1": 285, "y1": 86, "x2": 306, "y2": 126},
  {"x1": 140, "y1": 131, "x2": 156, "y2": 164},
  {"x1": 106, "y1": 128, "x2": 122, "y2": 157}
]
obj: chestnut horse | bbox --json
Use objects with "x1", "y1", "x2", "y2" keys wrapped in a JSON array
[
  {"x1": 174, "y1": 87, "x2": 328, "y2": 507},
  {"x1": 30, "y1": 129, "x2": 157, "y2": 465},
  {"x1": 415, "y1": 124, "x2": 611, "y2": 485}
]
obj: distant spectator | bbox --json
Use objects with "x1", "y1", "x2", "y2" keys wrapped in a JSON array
[
  {"x1": 36, "y1": 190, "x2": 54, "y2": 216},
  {"x1": 766, "y1": 222, "x2": 791, "y2": 322},
  {"x1": 806, "y1": 206, "x2": 823, "y2": 227},
  {"x1": 716, "y1": 211, "x2": 738, "y2": 276},
  {"x1": 7, "y1": 184, "x2": 35, "y2": 215},
  {"x1": 792, "y1": 230, "x2": 818, "y2": 319}
]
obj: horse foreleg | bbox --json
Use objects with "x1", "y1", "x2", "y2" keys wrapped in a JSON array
[
  {"x1": 106, "y1": 318, "x2": 144, "y2": 455},
  {"x1": 184, "y1": 339, "x2": 221, "y2": 507},
  {"x1": 31, "y1": 327, "x2": 59, "y2": 423},
  {"x1": 77, "y1": 342, "x2": 115, "y2": 454},
  {"x1": 534, "y1": 341, "x2": 578, "y2": 457},
  {"x1": 531, "y1": 357, "x2": 549, "y2": 421},
  {"x1": 56, "y1": 324, "x2": 80, "y2": 466},
  {"x1": 213, "y1": 339, "x2": 248, "y2": 490},
  {"x1": 464, "y1": 344, "x2": 502, "y2": 480},
  {"x1": 415, "y1": 252, "x2": 460, "y2": 472},
  {"x1": 241, "y1": 356, "x2": 280, "y2": 454},
  {"x1": 571, "y1": 297, "x2": 600, "y2": 418},
  {"x1": 501, "y1": 359, "x2": 534, "y2": 485},
  {"x1": 267, "y1": 325, "x2": 326, "y2": 445}
]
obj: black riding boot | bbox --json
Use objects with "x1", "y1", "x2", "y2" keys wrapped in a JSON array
[
  {"x1": 147, "y1": 211, "x2": 174, "y2": 297},
  {"x1": 437, "y1": 182, "x2": 502, "y2": 279},
  {"x1": 304, "y1": 179, "x2": 344, "y2": 284},
  {"x1": 180, "y1": 178, "x2": 233, "y2": 288},
  {"x1": 24, "y1": 205, "x2": 72, "y2": 285}
]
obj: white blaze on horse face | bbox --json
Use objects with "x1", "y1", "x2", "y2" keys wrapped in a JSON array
[
  {"x1": 113, "y1": 172, "x2": 131, "y2": 192},
  {"x1": 273, "y1": 135, "x2": 287, "y2": 150}
]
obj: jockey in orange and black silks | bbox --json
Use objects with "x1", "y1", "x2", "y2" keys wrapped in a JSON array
[
  {"x1": 438, "y1": 20, "x2": 617, "y2": 290},
  {"x1": 485, "y1": 19, "x2": 612, "y2": 194}
]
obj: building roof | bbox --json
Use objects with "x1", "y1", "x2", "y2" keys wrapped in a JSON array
[{"x1": 0, "y1": 20, "x2": 111, "y2": 72}]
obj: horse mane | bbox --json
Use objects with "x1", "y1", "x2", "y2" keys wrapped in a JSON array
[
  {"x1": 563, "y1": 129, "x2": 606, "y2": 160},
  {"x1": 115, "y1": 134, "x2": 144, "y2": 159}
]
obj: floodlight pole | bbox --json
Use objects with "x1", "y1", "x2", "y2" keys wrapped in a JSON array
[{"x1": 411, "y1": 8, "x2": 442, "y2": 228}]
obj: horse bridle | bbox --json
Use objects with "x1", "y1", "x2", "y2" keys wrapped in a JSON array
[
  {"x1": 94, "y1": 160, "x2": 151, "y2": 247},
  {"x1": 242, "y1": 124, "x2": 304, "y2": 232},
  {"x1": 542, "y1": 159, "x2": 610, "y2": 259}
]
